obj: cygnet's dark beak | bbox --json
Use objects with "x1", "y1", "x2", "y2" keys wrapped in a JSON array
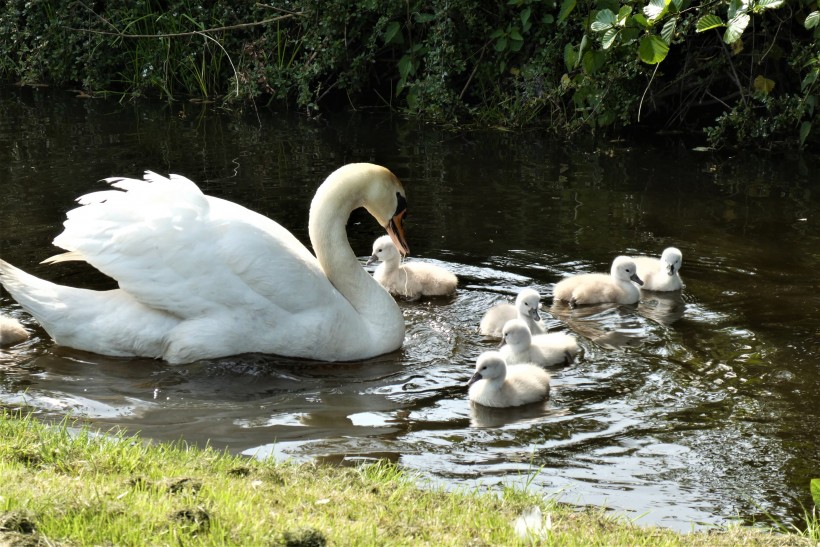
[
  {"x1": 467, "y1": 372, "x2": 482, "y2": 386},
  {"x1": 529, "y1": 307, "x2": 541, "y2": 321},
  {"x1": 366, "y1": 254, "x2": 378, "y2": 266},
  {"x1": 666, "y1": 263, "x2": 676, "y2": 276},
  {"x1": 631, "y1": 273, "x2": 644, "y2": 286}
]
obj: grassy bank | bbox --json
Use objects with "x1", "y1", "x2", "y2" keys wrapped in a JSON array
[{"x1": 0, "y1": 410, "x2": 811, "y2": 546}]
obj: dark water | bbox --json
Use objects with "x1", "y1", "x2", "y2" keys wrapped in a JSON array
[{"x1": 1, "y1": 86, "x2": 818, "y2": 532}]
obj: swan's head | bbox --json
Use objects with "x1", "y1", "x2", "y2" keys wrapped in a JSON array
[
  {"x1": 501, "y1": 319, "x2": 532, "y2": 351},
  {"x1": 468, "y1": 351, "x2": 507, "y2": 386},
  {"x1": 660, "y1": 247, "x2": 683, "y2": 276},
  {"x1": 367, "y1": 235, "x2": 401, "y2": 266},
  {"x1": 612, "y1": 256, "x2": 643, "y2": 285},
  {"x1": 515, "y1": 288, "x2": 542, "y2": 321},
  {"x1": 353, "y1": 164, "x2": 409, "y2": 256}
]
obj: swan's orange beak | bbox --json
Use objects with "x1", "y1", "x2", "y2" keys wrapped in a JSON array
[{"x1": 387, "y1": 209, "x2": 409, "y2": 257}]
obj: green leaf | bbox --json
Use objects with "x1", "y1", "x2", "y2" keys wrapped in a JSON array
[
  {"x1": 801, "y1": 69, "x2": 818, "y2": 93},
  {"x1": 617, "y1": 5, "x2": 632, "y2": 26},
  {"x1": 521, "y1": 7, "x2": 531, "y2": 26},
  {"x1": 661, "y1": 18, "x2": 676, "y2": 44},
  {"x1": 639, "y1": 34, "x2": 670, "y2": 64},
  {"x1": 724, "y1": 13, "x2": 750, "y2": 44},
  {"x1": 602, "y1": 28, "x2": 619, "y2": 49},
  {"x1": 728, "y1": 0, "x2": 744, "y2": 20},
  {"x1": 643, "y1": 0, "x2": 669, "y2": 22},
  {"x1": 509, "y1": 28, "x2": 524, "y2": 40},
  {"x1": 414, "y1": 13, "x2": 436, "y2": 23},
  {"x1": 384, "y1": 21, "x2": 402, "y2": 45},
  {"x1": 563, "y1": 42, "x2": 578, "y2": 71},
  {"x1": 696, "y1": 14, "x2": 725, "y2": 33},
  {"x1": 495, "y1": 36, "x2": 508, "y2": 51},
  {"x1": 633, "y1": 13, "x2": 650, "y2": 29},
  {"x1": 558, "y1": 0, "x2": 577, "y2": 24},
  {"x1": 582, "y1": 50, "x2": 606, "y2": 74},
  {"x1": 592, "y1": 9, "x2": 617, "y2": 31},
  {"x1": 806, "y1": 11, "x2": 820, "y2": 29},
  {"x1": 811, "y1": 478, "x2": 820, "y2": 507},
  {"x1": 398, "y1": 55, "x2": 414, "y2": 80},
  {"x1": 510, "y1": 38, "x2": 524, "y2": 52},
  {"x1": 756, "y1": 0, "x2": 784, "y2": 11}
]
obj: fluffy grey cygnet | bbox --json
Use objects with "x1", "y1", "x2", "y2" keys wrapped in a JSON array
[
  {"x1": 499, "y1": 319, "x2": 578, "y2": 366},
  {"x1": 467, "y1": 351, "x2": 551, "y2": 408},
  {"x1": 479, "y1": 288, "x2": 545, "y2": 337},
  {"x1": 631, "y1": 247, "x2": 683, "y2": 291},
  {"x1": 367, "y1": 235, "x2": 457, "y2": 300},
  {"x1": 553, "y1": 256, "x2": 643, "y2": 307},
  {"x1": 0, "y1": 315, "x2": 29, "y2": 346}
]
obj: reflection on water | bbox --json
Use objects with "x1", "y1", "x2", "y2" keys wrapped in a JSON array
[{"x1": 1, "y1": 86, "x2": 819, "y2": 532}]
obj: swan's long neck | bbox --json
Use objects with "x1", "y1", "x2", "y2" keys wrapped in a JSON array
[{"x1": 308, "y1": 175, "x2": 402, "y2": 336}]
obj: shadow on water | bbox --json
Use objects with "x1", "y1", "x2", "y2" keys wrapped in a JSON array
[{"x1": 1, "y1": 85, "x2": 819, "y2": 532}]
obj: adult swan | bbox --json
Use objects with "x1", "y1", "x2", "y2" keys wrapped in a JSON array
[{"x1": 0, "y1": 163, "x2": 410, "y2": 364}]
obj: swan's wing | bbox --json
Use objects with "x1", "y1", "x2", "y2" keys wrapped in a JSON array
[{"x1": 51, "y1": 172, "x2": 336, "y2": 318}]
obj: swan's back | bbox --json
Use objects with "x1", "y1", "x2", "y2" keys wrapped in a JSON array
[
  {"x1": 467, "y1": 351, "x2": 550, "y2": 408},
  {"x1": 0, "y1": 315, "x2": 29, "y2": 346},
  {"x1": 632, "y1": 247, "x2": 683, "y2": 291},
  {"x1": 553, "y1": 256, "x2": 642, "y2": 306}
]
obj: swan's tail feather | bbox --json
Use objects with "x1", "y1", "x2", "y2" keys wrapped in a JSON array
[
  {"x1": 40, "y1": 251, "x2": 86, "y2": 265},
  {"x1": 0, "y1": 258, "x2": 73, "y2": 329}
]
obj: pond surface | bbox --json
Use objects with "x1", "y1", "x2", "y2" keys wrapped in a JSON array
[{"x1": 1, "y1": 86, "x2": 818, "y2": 532}]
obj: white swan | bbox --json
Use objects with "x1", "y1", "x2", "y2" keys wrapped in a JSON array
[
  {"x1": 479, "y1": 288, "x2": 545, "y2": 337},
  {"x1": 0, "y1": 315, "x2": 29, "y2": 346},
  {"x1": 499, "y1": 319, "x2": 578, "y2": 366},
  {"x1": 631, "y1": 247, "x2": 683, "y2": 291},
  {"x1": 467, "y1": 351, "x2": 551, "y2": 408},
  {"x1": 366, "y1": 235, "x2": 457, "y2": 300},
  {"x1": 553, "y1": 256, "x2": 643, "y2": 307},
  {"x1": 0, "y1": 163, "x2": 410, "y2": 364}
]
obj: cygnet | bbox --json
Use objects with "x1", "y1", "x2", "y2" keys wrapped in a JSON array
[
  {"x1": 467, "y1": 351, "x2": 551, "y2": 408},
  {"x1": 631, "y1": 247, "x2": 683, "y2": 291},
  {"x1": 500, "y1": 319, "x2": 578, "y2": 366},
  {"x1": 367, "y1": 235, "x2": 457, "y2": 300},
  {"x1": 479, "y1": 288, "x2": 545, "y2": 337},
  {"x1": 553, "y1": 256, "x2": 643, "y2": 307},
  {"x1": 0, "y1": 315, "x2": 29, "y2": 346}
]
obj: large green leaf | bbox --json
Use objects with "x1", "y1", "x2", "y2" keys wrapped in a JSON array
[
  {"x1": 591, "y1": 9, "x2": 617, "y2": 32},
  {"x1": 806, "y1": 11, "x2": 820, "y2": 30},
  {"x1": 811, "y1": 478, "x2": 820, "y2": 507},
  {"x1": 756, "y1": 0, "x2": 784, "y2": 10},
  {"x1": 639, "y1": 34, "x2": 669, "y2": 64},
  {"x1": 563, "y1": 42, "x2": 578, "y2": 71},
  {"x1": 661, "y1": 18, "x2": 676, "y2": 44},
  {"x1": 643, "y1": 0, "x2": 669, "y2": 22},
  {"x1": 558, "y1": 0, "x2": 576, "y2": 24},
  {"x1": 582, "y1": 50, "x2": 606, "y2": 74},
  {"x1": 724, "y1": 13, "x2": 750, "y2": 44},
  {"x1": 602, "y1": 28, "x2": 619, "y2": 49},
  {"x1": 696, "y1": 14, "x2": 725, "y2": 33},
  {"x1": 384, "y1": 22, "x2": 402, "y2": 45}
]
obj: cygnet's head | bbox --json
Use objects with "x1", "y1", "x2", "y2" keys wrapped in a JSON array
[
  {"x1": 501, "y1": 319, "x2": 532, "y2": 351},
  {"x1": 366, "y1": 235, "x2": 401, "y2": 266},
  {"x1": 612, "y1": 256, "x2": 643, "y2": 285},
  {"x1": 467, "y1": 351, "x2": 507, "y2": 386},
  {"x1": 515, "y1": 288, "x2": 542, "y2": 321},
  {"x1": 660, "y1": 247, "x2": 683, "y2": 276}
]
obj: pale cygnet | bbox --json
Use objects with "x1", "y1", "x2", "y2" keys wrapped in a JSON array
[
  {"x1": 367, "y1": 235, "x2": 457, "y2": 300},
  {"x1": 0, "y1": 315, "x2": 29, "y2": 346},
  {"x1": 479, "y1": 288, "x2": 545, "y2": 337},
  {"x1": 631, "y1": 247, "x2": 683, "y2": 291},
  {"x1": 467, "y1": 351, "x2": 551, "y2": 408},
  {"x1": 553, "y1": 256, "x2": 643, "y2": 307},
  {"x1": 500, "y1": 319, "x2": 578, "y2": 366}
]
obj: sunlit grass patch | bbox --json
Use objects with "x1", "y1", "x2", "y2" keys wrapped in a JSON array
[{"x1": 0, "y1": 409, "x2": 813, "y2": 545}]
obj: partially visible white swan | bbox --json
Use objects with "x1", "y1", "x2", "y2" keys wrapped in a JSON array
[
  {"x1": 553, "y1": 256, "x2": 643, "y2": 307},
  {"x1": 0, "y1": 163, "x2": 409, "y2": 364},
  {"x1": 467, "y1": 351, "x2": 551, "y2": 408},
  {"x1": 631, "y1": 247, "x2": 683, "y2": 291},
  {"x1": 500, "y1": 319, "x2": 578, "y2": 366},
  {"x1": 479, "y1": 288, "x2": 545, "y2": 337},
  {"x1": 366, "y1": 235, "x2": 457, "y2": 300},
  {"x1": 0, "y1": 315, "x2": 29, "y2": 346}
]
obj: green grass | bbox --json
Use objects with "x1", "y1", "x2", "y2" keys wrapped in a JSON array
[{"x1": 0, "y1": 409, "x2": 812, "y2": 546}]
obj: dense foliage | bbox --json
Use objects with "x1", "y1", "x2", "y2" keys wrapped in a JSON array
[{"x1": 1, "y1": 0, "x2": 818, "y2": 148}]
